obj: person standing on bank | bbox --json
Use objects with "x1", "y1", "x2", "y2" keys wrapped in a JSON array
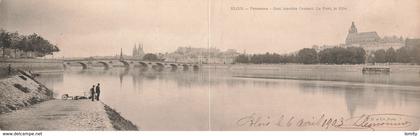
[
  {"x1": 7, "y1": 64, "x2": 12, "y2": 75},
  {"x1": 95, "y1": 83, "x2": 101, "y2": 101},
  {"x1": 90, "y1": 85, "x2": 95, "y2": 101}
]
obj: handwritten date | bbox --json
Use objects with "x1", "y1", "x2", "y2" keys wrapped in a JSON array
[{"x1": 236, "y1": 113, "x2": 417, "y2": 130}]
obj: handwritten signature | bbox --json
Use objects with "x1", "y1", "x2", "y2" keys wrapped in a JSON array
[{"x1": 236, "y1": 113, "x2": 419, "y2": 130}]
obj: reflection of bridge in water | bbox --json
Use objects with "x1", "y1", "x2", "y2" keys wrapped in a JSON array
[{"x1": 63, "y1": 58, "x2": 200, "y2": 71}]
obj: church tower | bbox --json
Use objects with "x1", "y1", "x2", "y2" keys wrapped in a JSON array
[
  {"x1": 345, "y1": 21, "x2": 380, "y2": 45},
  {"x1": 138, "y1": 43, "x2": 145, "y2": 58},
  {"x1": 132, "y1": 44, "x2": 138, "y2": 57},
  {"x1": 348, "y1": 21, "x2": 358, "y2": 34}
]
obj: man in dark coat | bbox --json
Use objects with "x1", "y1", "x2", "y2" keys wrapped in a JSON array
[
  {"x1": 90, "y1": 85, "x2": 95, "y2": 101},
  {"x1": 95, "y1": 83, "x2": 101, "y2": 101},
  {"x1": 7, "y1": 64, "x2": 11, "y2": 75}
]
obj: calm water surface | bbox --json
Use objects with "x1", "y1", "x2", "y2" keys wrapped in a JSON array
[{"x1": 37, "y1": 66, "x2": 420, "y2": 130}]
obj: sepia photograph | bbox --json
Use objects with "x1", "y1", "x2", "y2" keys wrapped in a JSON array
[{"x1": 0, "y1": 0, "x2": 419, "y2": 135}]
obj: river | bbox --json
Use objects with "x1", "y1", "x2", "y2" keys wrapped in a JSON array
[{"x1": 36, "y1": 65, "x2": 420, "y2": 130}]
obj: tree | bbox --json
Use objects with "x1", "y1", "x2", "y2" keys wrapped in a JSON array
[
  {"x1": 413, "y1": 46, "x2": 420, "y2": 64},
  {"x1": 319, "y1": 47, "x2": 366, "y2": 64},
  {"x1": 319, "y1": 49, "x2": 333, "y2": 64},
  {"x1": 297, "y1": 48, "x2": 318, "y2": 64},
  {"x1": 396, "y1": 46, "x2": 410, "y2": 63},
  {"x1": 25, "y1": 33, "x2": 60, "y2": 57},
  {"x1": 143, "y1": 53, "x2": 159, "y2": 61},
  {"x1": 9, "y1": 32, "x2": 21, "y2": 58},
  {"x1": 234, "y1": 54, "x2": 249, "y2": 63},
  {"x1": 385, "y1": 48, "x2": 397, "y2": 63},
  {"x1": 250, "y1": 54, "x2": 261, "y2": 64},
  {"x1": 0, "y1": 30, "x2": 59, "y2": 58},
  {"x1": 334, "y1": 47, "x2": 350, "y2": 64},
  {"x1": 0, "y1": 29, "x2": 12, "y2": 58},
  {"x1": 16, "y1": 36, "x2": 29, "y2": 56},
  {"x1": 282, "y1": 54, "x2": 297, "y2": 63},
  {"x1": 373, "y1": 49, "x2": 386, "y2": 63},
  {"x1": 347, "y1": 47, "x2": 366, "y2": 64}
]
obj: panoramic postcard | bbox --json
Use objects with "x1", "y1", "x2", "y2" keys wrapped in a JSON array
[{"x1": 0, "y1": 0, "x2": 419, "y2": 132}]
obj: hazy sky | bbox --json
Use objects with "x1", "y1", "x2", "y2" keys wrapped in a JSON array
[{"x1": 0, "y1": 0, "x2": 419, "y2": 57}]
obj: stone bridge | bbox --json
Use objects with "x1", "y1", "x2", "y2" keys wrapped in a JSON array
[{"x1": 63, "y1": 58, "x2": 200, "y2": 71}]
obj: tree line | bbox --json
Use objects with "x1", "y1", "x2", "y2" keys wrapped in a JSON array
[
  {"x1": 369, "y1": 45, "x2": 420, "y2": 64},
  {"x1": 235, "y1": 53, "x2": 298, "y2": 64},
  {"x1": 235, "y1": 46, "x2": 420, "y2": 64},
  {"x1": 0, "y1": 29, "x2": 60, "y2": 58}
]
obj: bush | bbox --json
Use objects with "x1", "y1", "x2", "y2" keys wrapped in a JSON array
[{"x1": 297, "y1": 48, "x2": 318, "y2": 64}]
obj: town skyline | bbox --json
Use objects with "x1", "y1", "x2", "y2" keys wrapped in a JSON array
[{"x1": 1, "y1": 0, "x2": 419, "y2": 57}]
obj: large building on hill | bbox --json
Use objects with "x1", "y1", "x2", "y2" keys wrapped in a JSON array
[
  {"x1": 345, "y1": 22, "x2": 381, "y2": 45},
  {"x1": 344, "y1": 22, "x2": 405, "y2": 52}
]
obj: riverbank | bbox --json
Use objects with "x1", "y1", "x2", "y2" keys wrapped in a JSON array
[
  {"x1": 0, "y1": 71, "x2": 138, "y2": 130},
  {"x1": 203, "y1": 63, "x2": 420, "y2": 86},
  {"x1": 0, "y1": 100, "x2": 138, "y2": 130},
  {"x1": 0, "y1": 59, "x2": 63, "y2": 76},
  {"x1": 0, "y1": 71, "x2": 53, "y2": 113},
  {"x1": 202, "y1": 63, "x2": 420, "y2": 73},
  {"x1": 104, "y1": 104, "x2": 139, "y2": 130}
]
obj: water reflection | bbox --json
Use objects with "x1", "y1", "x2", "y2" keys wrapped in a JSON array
[
  {"x1": 34, "y1": 67, "x2": 420, "y2": 130},
  {"x1": 35, "y1": 72, "x2": 64, "y2": 98}
]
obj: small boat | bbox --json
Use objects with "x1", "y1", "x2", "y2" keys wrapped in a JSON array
[{"x1": 362, "y1": 65, "x2": 390, "y2": 74}]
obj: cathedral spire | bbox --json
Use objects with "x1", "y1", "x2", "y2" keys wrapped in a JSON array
[
  {"x1": 349, "y1": 21, "x2": 358, "y2": 34},
  {"x1": 138, "y1": 43, "x2": 144, "y2": 57},
  {"x1": 133, "y1": 44, "x2": 138, "y2": 57}
]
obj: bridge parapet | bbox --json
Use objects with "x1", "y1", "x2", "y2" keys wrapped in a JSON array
[{"x1": 63, "y1": 59, "x2": 200, "y2": 71}]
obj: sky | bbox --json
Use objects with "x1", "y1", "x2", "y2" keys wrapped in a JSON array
[{"x1": 0, "y1": 0, "x2": 419, "y2": 57}]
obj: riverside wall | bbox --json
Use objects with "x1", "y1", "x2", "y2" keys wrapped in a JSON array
[{"x1": 0, "y1": 59, "x2": 64, "y2": 75}]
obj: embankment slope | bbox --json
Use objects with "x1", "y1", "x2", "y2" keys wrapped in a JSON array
[{"x1": 0, "y1": 72, "x2": 53, "y2": 113}]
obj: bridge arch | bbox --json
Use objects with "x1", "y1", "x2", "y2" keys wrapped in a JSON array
[
  {"x1": 193, "y1": 65, "x2": 199, "y2": 71},
  {"x1": 138, "y1": 62, "x2": 148, "y2": 68},
  {"x1": 169, "y1": 64, "x2": 178, "y2": 71},
  {"x1": 182, "y1": 64, "x2": 189, "y2": 71},
  {"x1": 97, "y1": 61, "x2": 111, "y2": 70},
  {"x1": 138, "y1": 62, "x2": 149, "y2": 71},
  {"x1": 152, "y1": 63, "x2": 164, "y2": 72},
  {"x1": 77, "y1": 62, "x2": 88, "y2": 70},
  {"x1": 156, "y1": 63, "x2": 164, "y2": 67},
  {"x1": 119, "y1": 60, "x2": 130, "y2": 68}
]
